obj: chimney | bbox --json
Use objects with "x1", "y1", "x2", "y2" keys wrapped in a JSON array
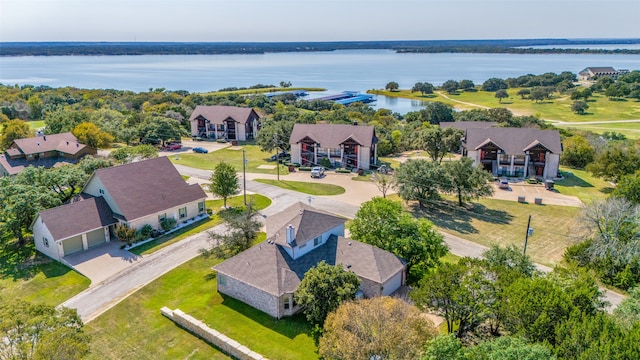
[
  {"x1": 43, "y1": 135, "x2": 46, "y2": 141},
  {"x1": 286, "y1": 224, "x2": 295, "y2": 244},
  {"x1": 66, "y1": 141, "x2": 69, "y2": 145},
  {"x1": 76, "y1": 143, "x2": 79, "y2": 147}
]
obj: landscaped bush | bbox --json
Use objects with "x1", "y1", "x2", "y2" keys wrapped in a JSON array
[
  {"x1": 137, "y1": 224, "x2": 154, "y2": 239},
  {"x1": 299, "y1": 166, "x2": 312, "y2": 171},
  {"x1": 160, "y1": 217, "x2": 177, "y2": 232},
  {"x1": 335, "y1": 168, "x2": 352, "y2": 173},
  {"x1": 320, "y1": 157, "x2": 332, "y2": 168},
  {"x1": 216, "y1": 139, "x2": 227, "y2": 143}
]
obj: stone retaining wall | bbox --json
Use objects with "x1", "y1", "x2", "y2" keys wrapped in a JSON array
[{"x1": 161, "y1": 307, "x2": 268, "y2": 360}]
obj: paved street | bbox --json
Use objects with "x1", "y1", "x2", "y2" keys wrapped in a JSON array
[{"x1": 62, "y1": 163, "x2": 623, "y2": 322}]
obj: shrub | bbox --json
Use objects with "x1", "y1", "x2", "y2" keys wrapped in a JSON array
[
  {"x1": 320, "y1": 157, "x2": 332, "y2": 168},
  {"x1": 216, "y1": 138, "x2": 227, "y2": 143},
  {"x1": 137, "y1": 224, "x2": 154, "y2": 238},
  {"x1": 299, "y1": 166, "x2": 312, "y2": 171},
  {"x1": 335, "y1": 168, "x2": 352, "y2": 174},
  {"x1": 160, "y1": 217, "x2": 177, "y2": 232}
]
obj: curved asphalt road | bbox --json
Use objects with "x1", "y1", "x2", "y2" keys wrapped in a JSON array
[{"x1": 62, "y1": 164, "x2": 623, "y2": 322}]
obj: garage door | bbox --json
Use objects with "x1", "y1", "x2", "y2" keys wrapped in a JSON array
[
  {"x1": 62, "y1": 235, "x2": 84, "y2": 256},
  {"x1": 87, "y1": 228, "x2": 106, "y2": 248}
]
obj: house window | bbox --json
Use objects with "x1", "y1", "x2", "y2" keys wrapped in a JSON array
[
  {"x1": 314, "y1": 236, "x2": 322, "y2": 246},
  {"x1": 179, "y1": 207, "x2": 187, "y2": 219},
  {"x1": 284, "y1": 297, "x2": 290, "y2": 310},
  {"x1": 198, "y1": 201, "x2": 205, "y2": 213},
  {"x1": 43, "y1": 237, "x2": 49, "y2": 247},
  {"x1": 330, "y1": 148, "x2": 341, "y2": 157},
  {"x1": 158, "y1": 213, "x2": 167, "y2": 222},
  {"x1": 99, "y1": 189, "x2": 105, "y2": 194},
  {"x1": 219, "y1": 275, "x2": 226, "y2": 286}
]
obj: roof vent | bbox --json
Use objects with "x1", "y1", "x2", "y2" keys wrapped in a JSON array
[
  {"x1": 353, "y1": 121, "x2": 358, "y2": 126},
  {"x1": 66, "y1": 141, "x2": 69, "y2": 145},
  {"x1": 347, "y1": 264, "x2": 352, "y2": 269},
  {"x1": 36, "y1": 142, "x2": 40, "y2": 146},
  {"x1": 43, "y1": 135, "x2": 46, "y2": 141},
  {"x1": 76, "y1": 143, "x2": 79, "y2": 147},
  {"x1": 348, "y1": 242, "x2": 352, "y2": 246}
]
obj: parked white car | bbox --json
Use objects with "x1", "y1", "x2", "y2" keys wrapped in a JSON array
[{"x1": 311, "y1": 167, "x2": 325, "y2": 178}]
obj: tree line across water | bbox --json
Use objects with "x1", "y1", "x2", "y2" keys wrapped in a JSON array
[{"x1": 1, "y1": 39, "x2": 639, "y2": 56}]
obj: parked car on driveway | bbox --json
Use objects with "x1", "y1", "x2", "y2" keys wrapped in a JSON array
[
  {"x1": 165, "y1": 143, "x2": 182, "y2": 151},
  {"x1": 270, "y1": 151, "x2": 290, "y2": 162},
  {"x1": 192, "y1": 147, "x2": 208, "y2": 154},
  {"x1": 311, "y1": 167, "x2": 325, "y2": 178}
]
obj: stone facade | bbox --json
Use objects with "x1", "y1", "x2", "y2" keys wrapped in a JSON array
[{"x1": 217, "y1": 274, "x2": 280, "y2": 318}]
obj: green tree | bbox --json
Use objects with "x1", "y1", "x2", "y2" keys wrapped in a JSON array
[
  {"x1": 0, "y1": 183, "x2": 60, "y2": 244},
  {"x1": 319, "y1": 297, "x2": 436, "y2": 360},
  {"x1": 294, "y1": 261, "x2": 360, "y2": 326},
  {"x1": 395, "y1": 159, "x2": 446, "y2": 209},
  {"x1": 422, "y1": 101, "x2": 454, "y2": 125},
  {"x1": 110, "y1": 144, "x2": 158, "y2": 164},
  {"x1": 44, "y1": 108, "x2": 88, "y2": 134},
  {"x1": 517, "y1": 88, "x2": 531, "y2": 99},
  {"x1": 385, "y1": 81, "x2": 399, "y2": 91},
  {"x1": 614, "y1": 170, "x2": 640, "y2": 204},
  {"x1": 481, "y1": 78, "x2": 507, "y2": 92},
  {"x1": 561, "y1": 135, "x2": 595, "y2": 169},
  {"x1": 371, "y1": 171, "x2": 394, "y2": 198},
  {"x1": 586, "y1": 145, "x2": 640, "y2": 182},
  {"x1": 203, "y1": 204, "x2": 261, "y2": 258},
  {"x1": 495, "y1": 89, "x2": 509, "y2": 103},
  {"x1": 529, "y1": 88, "x2": 546, "y2": 103},
  {"x1": 422, "y1": 334, "x2": 465, "y2": 360},
  {"x1": 412, "y1": 82, "x2": 434, "y2": 96},
  {"x1": 501, "y1": 277, "x2": 573, "y2": 344},
  {"x1": 72, "y1": 122, "x2": 114, "y2": 149},
  {"x1": 614, "y1": 286, "x2": 640, "y2": 329},
  {"x1": 419, "y1": 126, "x2": 462, "y2": 163},
  {"x1": 459, "y1": 80, "x2": 475, "y2": 92},
  {"x1": 482, "y1": 244, "x2": 536, "y2": 277},
  {"x1": 256, "y1": 118, "x2": 294, "y2": 153},
  {"x1": 442, "y1": 157, "x2": 494, "y2": 206},
  {"x1": 571, "y1": 100, "x2": 589, "y2": 114},
  {"x1": 468, "y1": 336, "x2": 556, "y2": 360},
  {"x1": 209, "y1": 162, "x2": 239, "y2": 208},
  {"x1": 0, "y1": 300, "x2": 90, "y2": 360},
  {"x1": 0, "y1": 119, "x2": 33, "y2": 149},
  {"x1": 137, "y1": 116, "x2": 186, "y2": 146},
  {"x1": 441, "y1": 80, "x2": 459, "y2": 94},
  {"x1": 349, "y1": 197, "x2": 447, "y2": 282}
]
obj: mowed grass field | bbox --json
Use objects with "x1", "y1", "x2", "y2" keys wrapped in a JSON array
[
  {"x1": 170, "y1": 144, "x2": 290, "y2": 175},
  {"x1": 555, "y1": 166, "x2": 614, "y2": 204},
  {"x1": 415, "y1": 198, "x2": 581, "y2": 267},
  {"x1": 369, "y1": 88, "x2": 640, "y2": 138},
  {"x1": 85, "y1": 240, "x2": 318, "y2": 360}
]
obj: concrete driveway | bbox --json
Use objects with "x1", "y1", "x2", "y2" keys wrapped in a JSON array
[{"x1": 63, "y1": 240, "x2": 142, "y2": 286}]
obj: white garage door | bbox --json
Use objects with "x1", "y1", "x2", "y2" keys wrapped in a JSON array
[
  {"x1": 62, "y1": 235, "x2": 83, "y2": 256},
  {"x1": 382, "y1": 272, "x2": 403, "y2": 296},
  {"x1": 86, "y1": 228, "x2": 106, "y2": 248}
]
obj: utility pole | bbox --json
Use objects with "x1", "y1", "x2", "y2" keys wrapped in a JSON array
[
  {"x1": 274, "y1": 132, "x2": 280, "y2": 181},
  {"x1": 523, "y1": 215, "x2": 532, "y2": 255},
  {"x1": 242, "y1": 149, "x2": 247, "y2": 205}
]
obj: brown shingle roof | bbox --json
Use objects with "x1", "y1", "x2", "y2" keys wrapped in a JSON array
[
  {"x1": 289, "y1": 124, "x2": 376, "y2": 148},
  {"x1": 37, "y1": 196, "x2": 116, "y2": 241},
  {"x1": 89, "y1": 157, "x2": 207, "y2": 221},
  {"x1": 267, "y1": 202, "x2": 346, "y2": 248},
  {"x1": 12, "y1": 133, "x2": 84, "y2": 156},
  {"x1": 214, "y1": 235, "x2": 405, "y2": 296},
  {"x1": 189, "y1": 105, "x2": 258, "y2": 125},
  {"x1": 465, "y1": 128, "x2": 562, "y2": 154}
]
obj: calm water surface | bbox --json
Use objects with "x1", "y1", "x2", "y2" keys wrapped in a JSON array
[{"x1": 1, "y1": 50, "x2": 638, "y2": 114}]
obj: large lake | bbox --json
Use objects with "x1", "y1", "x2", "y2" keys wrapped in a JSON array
[{"x1": 1, "y1": 50, "x2": 638, "y2": 114}]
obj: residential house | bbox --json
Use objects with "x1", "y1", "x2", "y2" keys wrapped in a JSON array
[
  {"x1": 0, "y1": 132, "x2": 96, "y2": 177},
  {"x1": 289, "y1": 123, "x2": 377, "y2": 170},
  {"x1": 578, "y1": 67, "x2": 630, "y2": 81},
  {"x1": 213, "y1": 202, "x2": 406, "y2": 319},
  {"x1": 189, "y1": 105, "x2": 260, "y2": 141},
  {"x1": 462, "y1": 127, "x2": 562, "y2": 179},
  {"x1": 32, "y1": 157, "x2": 207, "y2": 261}
]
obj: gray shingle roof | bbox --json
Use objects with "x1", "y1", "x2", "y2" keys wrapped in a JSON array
[
  {"x1": 37, "y1": 196, "x2": 116, "y2": 241},
  {"x1": 289, "y1": 124, "x2": 376, "y2": 148},
  {"x1": 189, "y1": 105, "x2": 258, "y2": 124},
  {"x1": 12, "y1": 133, "x2": 88, "y2": 156},
  {"x1": 464, "y1": 128, "x2": 562, "y2": 154},
  {"x1": 267, "y1": 202, "x2": 346, "y2": 248},
  {"x1": 440, "y1": 121, "x2": 498, "y2": 130},
  {"x1": 89, "y1": 157, "x2": 207, "y2": 221},
  {"x1": 214, "y1": 235, "x2": 406, "y2": 297}
]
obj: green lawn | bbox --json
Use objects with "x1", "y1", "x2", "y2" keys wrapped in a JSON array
[
  {"x1": 556, "y1": 123, "x2": 640, "y2": 139},
  {"x1": 130, "y1": 194, "x2": 272, "y2": 256},
  {"x1": 554, "y1": 166, "x2": 614, "y2": 204},
  {"x1": 85, "y1": 240, "x2": 317, "y2": 360},
  {"x1": 170, "y1": 144, "x2": 290, "y2": 175},
  {"x1": 254, "y1": 179, "x2": 346, "y2": 195},
  {"x1": 0, "y1": 241, "x2": 90, "y2": 306},
  {"x1": 416, "y1": 198, "x2": 581, "y2": 267},
  {"x1": 28, "y1": 120, "x2": 46, "y2": 130}
]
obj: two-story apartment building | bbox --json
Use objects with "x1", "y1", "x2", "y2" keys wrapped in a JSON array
[{"x1": 189, "y1": 105, "x2": 260, "y2": 141}]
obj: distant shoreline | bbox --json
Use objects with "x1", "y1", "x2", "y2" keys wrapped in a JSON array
[{"x1": 2, "y1": 39, "x2": 640, "y2": 56}]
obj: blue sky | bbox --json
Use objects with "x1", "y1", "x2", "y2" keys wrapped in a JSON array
[{"x1": 1, "y1": 0, "x2": 639, "y2": 42}]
